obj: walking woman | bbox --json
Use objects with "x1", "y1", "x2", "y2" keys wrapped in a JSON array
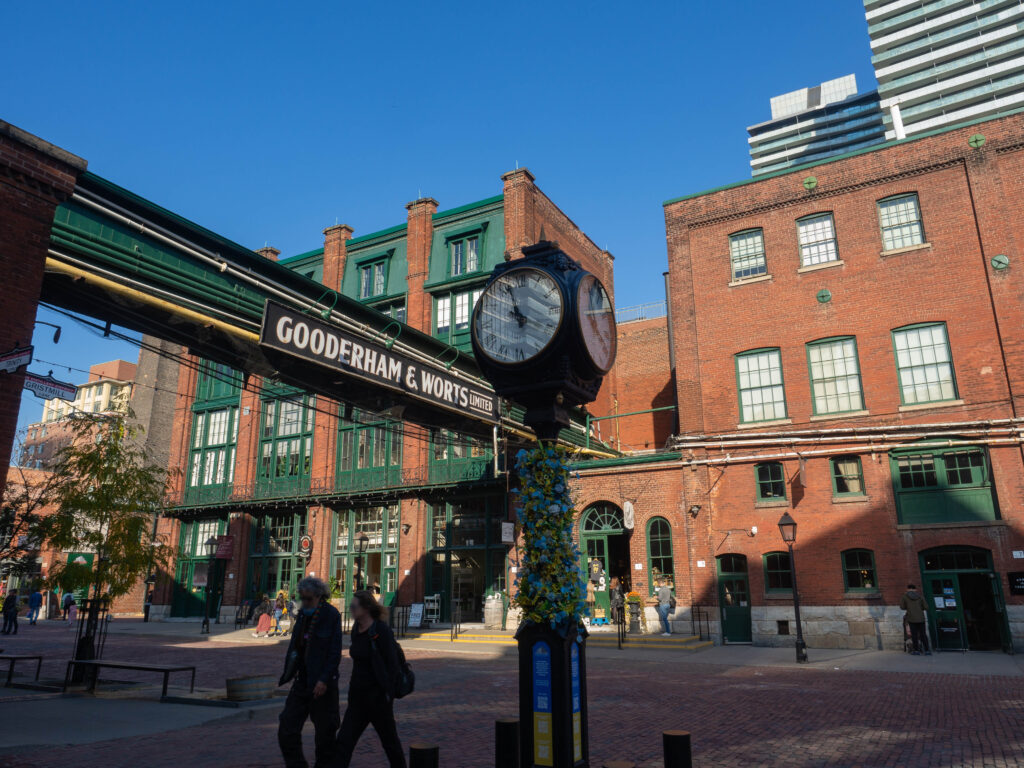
[{"x1": 335, "y1": 590, "x2": 406, "y2": 768}]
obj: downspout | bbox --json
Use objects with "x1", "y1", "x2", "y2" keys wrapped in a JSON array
[{"x1": 663, "y1": 271, "x2": 679, "y2": 435}]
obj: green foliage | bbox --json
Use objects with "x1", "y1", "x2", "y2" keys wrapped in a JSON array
[
  {"x1": 0, "y1": 464, "x2": 54, "y2": 578},
  {"x1": 512, "y1": 446, "x2": 585, "y2": 628},
  {"x1": 41, "y1": 411, "x2": 171, "y2": 598}
]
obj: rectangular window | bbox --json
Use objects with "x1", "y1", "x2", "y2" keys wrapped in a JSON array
[
  {"x1": 466, "y1": 237, "x2": 479, "y2": 272},
  {"x1": 896, "y1": 454, "x2": 938, "y2": 488},
  {"x1": 455, "y1": 292, "x2": 471, "y2": 331},
  {"x1": 729, "y1": 229, "x2": 767, "y2": 280},
  {"x1": 842, "y1": 549, "x2": 877, "y2": 591},
  {"x1": 452, "y1": 240, "x2": 465, "y2": 276},
  {"x1": 831, "y1": 456, "x2": 865, "y2": 496},
  {"x1": 755, "y1": 462, "x2": 786, "y2": 500},
  {"x1": 436, "y1": 296, "x2": 451, "y2": 336},
  {"x1": 374, "y1": 262, "x2": 385, "y2": 296},
  {"x1": 892, "y1": 324, "x2": 957, "y2": 405},
  {"x1": 736, "y1": 349, "x2": 786, "y2": 423},
  {"x1": 944, "y1": 450, "x2": 985, "y2": 486},
  {"x1": 360, "y1": 261, "x2": 387, "y2": 299},
  {"x1": 764, "y1": 552, "x2": 793, "y2": 592},
  {"x1": 797, "y1": 213, "x2": 838, "y2": 266},
  {"x1": 807, "y1": 338, "x2": 863, "y2": 414},
  {"x1": 451, "y1": 236, "x2": 480, "y2": 277},
  {"x1": 878, "y1": 194, "x2": 924, "y2": 251}
]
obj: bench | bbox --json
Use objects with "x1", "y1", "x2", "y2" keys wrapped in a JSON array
[
  {"x1": 63, "y1": 660, "x2": 196, "y2": 698},
  {"x1": 0, "y1": 654, "x2": 43, "y2": 686}
]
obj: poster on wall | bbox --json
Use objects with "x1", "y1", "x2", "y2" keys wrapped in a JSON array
[
  {"x1": 1008, "y1": 572, "x2": 1024, "y2": 596},
  {"x1": 192, "y1": 562, "x2": 209, "y2": 588}
]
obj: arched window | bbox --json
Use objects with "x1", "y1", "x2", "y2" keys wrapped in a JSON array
[
  {"x1": 763, "y1": 551, "x2": 792, "y2": 593},
  {"x1": 841, "y1": 549, "x2": 877, "y2": 592},
  {"x1": 646, "y1": 517, "x2": 674, "y2": 590},
  {"x1": 581, "y1": 503, "x2": 623, "y2": 533}
]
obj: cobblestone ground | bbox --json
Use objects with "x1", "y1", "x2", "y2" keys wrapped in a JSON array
[{"x1": 4, "y1": 624, "x2": 1024, "y2": 767}]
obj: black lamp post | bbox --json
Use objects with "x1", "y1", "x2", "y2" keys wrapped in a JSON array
[
  {"x1": 355, "y1": 532, "x2": 369, "y2": 591},
  {"x1": 201, "y1": 535, "x2": 218, "y2": 634},
  {"x1": 777, "y1": 512, "x2": 808, "y2": 663}
]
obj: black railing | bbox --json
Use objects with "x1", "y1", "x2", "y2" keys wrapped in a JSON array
[
  {"x1": 450, "y1": 599, "x2": 462, "y2": 642},
  {"x1": 616, "y1": 603, "x2": 627, "y2": 650},
  {"x1": 390, "y1": 604, "x2": 410, "y2": 639},
  {"x1": 691, "y1": 604, "x2": 711, "y2": 641}
]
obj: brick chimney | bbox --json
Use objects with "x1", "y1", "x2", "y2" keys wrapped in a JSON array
[
  {"x1": 255, "y1": 246, "x2": 280, "y2": 261},
  {"x1": 501, "y1": 168, "x2": 536, "y2": 261},
  {"x1": 322, "y1": 224, "x2": 354, "y2": 292},
  {"x1": 405, "y1": 197, "x2": 439, "y2": 334}
]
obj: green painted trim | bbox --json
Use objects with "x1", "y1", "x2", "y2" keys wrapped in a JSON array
[
  {"x1": 663, "y1": 104, "x2": 1024, "y2": 206},
  {"x1": 735, "y1": 348, "x2": 787, "y2": 424},
  {"x1": 754, "y1": 461, "x2": 786, "y2": 502},
  {"x1": 423, "y1": 273, "x2": 491, "y2": 292},
  {"x1": 356, "y1": 257, "x2": 391, "y2": 300},
  {"x1": 841, "y1": 548, "x2": 878, "y2": 593},
  {"x1": 877, "y1": 193, "x2": 926, "y2": 249},
  {"x1": 830, "y1": 455, "x2": 866, "y2": 498},
  {"x1": 645, "y1": 516, "x2": 675, "y2": 593},
  {"x1": 279, "y1": 247, "x2": 325, "y2": 265},
  {"x1": 806, "y1": 336, "x2": 865, "y2": 416},
  {"x1": 890, "y1": 322, "x2": 958, "y2": 406},
  {"x1": 571, "y1": 452, "x2": 680, "y2": 471},
  {"x1": 347, "y1": 223, "x2": 408, "y2": 247},
  {"x1": 762, "y1": 551, "x2": 793, "y2": 594},
  {"x1": 432, "y1": 194, "x2": 503, "y2": 220}
]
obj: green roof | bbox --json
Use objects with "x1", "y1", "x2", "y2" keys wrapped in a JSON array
[
  {"x1": 663, "y1": 104, "x2": 1024, "y2": 206},
  {"x1": 433, "y1": 194, "x2": 503, "y2": 220},
  {"x1": 278, "y1": 246, "x2": 324, "y2": 265}
]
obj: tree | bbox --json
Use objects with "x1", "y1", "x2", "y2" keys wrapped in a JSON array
[
  {"x1": 0, "y1": 462, "x2": 55, "y2": 582},
  {"x1": 43, "y1": 410, "x2": 171, "y2": 600}
]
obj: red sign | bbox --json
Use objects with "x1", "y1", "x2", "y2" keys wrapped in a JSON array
[
  {"x1": 214, "y1": 535, "x2": 234, "y2": 560},
  {"x1": 298, "y1": 534, "x2": 314, "y2": 558}
]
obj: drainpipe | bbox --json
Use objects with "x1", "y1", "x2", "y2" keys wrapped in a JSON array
[{"x1": 663, "y1": 271, "x2": 679, "y2": 435}]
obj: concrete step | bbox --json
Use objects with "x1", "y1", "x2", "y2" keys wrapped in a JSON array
[{"x1": 407, "y1": 630, "x2": 713, "y2": 651}]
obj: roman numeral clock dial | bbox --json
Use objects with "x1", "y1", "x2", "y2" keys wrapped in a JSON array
[{"x1": 473, "y1": 268, "x2": 563, "y2": 364}]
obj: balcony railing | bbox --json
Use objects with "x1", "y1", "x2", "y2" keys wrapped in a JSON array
[
  {"x1": 615, "y1": 300, "x2": 667, "y2": 324},
  {"x1": 428, "y1": 458, "x2": 495, "y2": 485}
]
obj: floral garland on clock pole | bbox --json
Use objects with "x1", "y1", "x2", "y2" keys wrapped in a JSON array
[{"x1": 512, "y1": 445, "x2": 586, "y2": 630}]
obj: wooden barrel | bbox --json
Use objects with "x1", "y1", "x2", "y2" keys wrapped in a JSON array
[{"x1": 225, "y1": 674, "x2": 277, "y2": 701}]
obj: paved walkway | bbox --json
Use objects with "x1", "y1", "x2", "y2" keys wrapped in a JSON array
[{"x1": 2, "y1": 621, "x2": 1023, "y2": 766}]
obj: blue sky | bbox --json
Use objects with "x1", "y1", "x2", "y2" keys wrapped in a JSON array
[{"x1": 5, "y1": 0, "x2": 876, "y2": 439}]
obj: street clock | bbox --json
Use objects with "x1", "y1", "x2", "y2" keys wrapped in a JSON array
[{"x1": 471, "y1": 241, "x2": 616, "y2": 440}]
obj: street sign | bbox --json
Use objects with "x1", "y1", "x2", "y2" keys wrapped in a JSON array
[
  {"x1": 214, "y1": 535, "x2": 234, "y2": 560},
  {"x1": 0, "y1": 345, "x2": 33, "y2": 374},
  {"x1": 23, "y1": 371, "x2": 77, "y2": 401},
  {"x1": 1008, "y1": 572, "x2": 1024, "y2": 596},
  {"x1": 259, "y1": 301, "x2": 499, "y2": 424}
]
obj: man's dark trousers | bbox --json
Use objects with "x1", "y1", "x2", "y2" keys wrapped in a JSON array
[
  {"x1": 278, "y1": 676, "x2": 341, "y2": 768},
  {"x1": 909, "y1": 621, "x2": 930, "y2": 653}
]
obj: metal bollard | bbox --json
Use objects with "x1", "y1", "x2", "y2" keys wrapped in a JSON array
[
  {"x1": 409, "y1": 743, "x2": 440, "y2": 768},
  {"x1": 495, "y1": 718, "x2": 520, "y2": 768},
  {"x1": 663, "y1": 730, "x2": 693, "y2": 768}
]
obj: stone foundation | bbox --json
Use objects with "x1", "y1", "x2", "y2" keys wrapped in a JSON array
[{"x1": 1007, "y1": 604, "x2": 1024, "y2": 652}]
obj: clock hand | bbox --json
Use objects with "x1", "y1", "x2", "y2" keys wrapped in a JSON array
[{"x1": 505, "y1": 284, "x2": 528, "y2": 327}]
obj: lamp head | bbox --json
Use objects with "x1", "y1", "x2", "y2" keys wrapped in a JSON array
[{"x1": 777, "y1": 512, "x2": 797, "y2": 544}]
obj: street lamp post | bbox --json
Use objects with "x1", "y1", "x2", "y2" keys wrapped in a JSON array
[
  {"x1": 201, "y1": 536, "x2": 218, "y2": 634},
  {"x1": 777, "y1": 512, "x2": 808, "y2": 663},
  {"x1": 355, "y1": 532, "x2": 369, "y2": 592}
]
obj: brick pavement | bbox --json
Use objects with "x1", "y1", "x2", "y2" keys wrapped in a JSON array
[{"x1": 4, "y1": 623, "x2": 1024, "y2": 767}]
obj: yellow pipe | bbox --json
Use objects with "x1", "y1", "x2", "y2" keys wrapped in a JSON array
[{"x1": 45, "y1": 256, "x2": 260, "y2": 343}]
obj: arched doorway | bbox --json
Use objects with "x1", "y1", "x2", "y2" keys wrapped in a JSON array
[
  {"x1": 919, "y1": 546, "x2": 1011, "y2": 652},
  {"x1": 580, "y1": 502, "x2": 629, "y2": 622}
]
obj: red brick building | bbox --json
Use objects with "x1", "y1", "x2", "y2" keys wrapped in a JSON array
[{"x1": 662, "y1": 109, "x2": 1024, "y2": 652}]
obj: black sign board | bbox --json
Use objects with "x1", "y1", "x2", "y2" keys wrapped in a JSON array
[
  {"x1": 1008, "y1": 571, "x2": 1024, "y2": 596},
  {"x1": 259, "y1": 301, "x2": 498, "y2": 424}
]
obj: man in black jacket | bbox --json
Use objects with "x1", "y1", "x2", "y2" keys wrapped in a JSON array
[{"x1": 279, "y1": 576, "x2": 343, "y2": 768}]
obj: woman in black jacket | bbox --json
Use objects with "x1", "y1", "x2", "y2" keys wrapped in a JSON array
[{"x1": 334, "y1": 590, "x2": 406, "y2": 768}]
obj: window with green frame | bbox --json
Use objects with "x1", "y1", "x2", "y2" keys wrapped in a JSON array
[
  {"x1": 831, "y1": 455, "x2": 865, "y2": 497},
  {"x1": 763, "y1": 551, "x2": 793, "y2": 592},
  {"x1": 371, "y1": 299, "x2": 406, "y2": 324},
  {"x1": 332, "y1": 504, "x2": 401, "y2": 599},
  {"x1": 646, "y1": 517, "x2": 674, "y2": 590},
  {"x1": 736, "y1": 348, "x2": 786, "y2": 423},
  {"x1": 429, "y1": 428, "x2": 492, "y2": 483},
  {"x1": 892, "y1": 323, "x2": 957, "y2": 405},
  {"x1": 188, "y1": 406, "x2": 238, "y2": 492},
  {"x1": 841, "y1": 549, "x2": 877, "y2": 592},
  {"x1": 449, "y1": 234, "x2": 480, "y2": 278},
  {"x1": 337, "y1": 409, "x2": 402, "y2": 489},
  {"x1": 807, "y1": 337, "x2": 863, "y2": 415},
  {"x1": 248, "y1": 511, "x2": 307, "y2": 598},
  {"x1": 359, "y1": 259, "x2": 388, "y2": 299},
  {"x1": 889, "y1": 445, "x2": 998, "y2": 524},
  {"x1": 729, "y1": 228, "x2": 767, "y2": 280},
  {"x1": 258, "y1": 395, "x2": 314, "y2": 489},
  {"x1": 797, "y1": 213, "x2": 839, "y2": 266},
  {"x1": 195, "y1": 360, "x2": 242, "y2": 402},
  {"x1": 877, "y1": 193, "x2": 924, "y2": 251},
  {"x1": 434, "y1": 288, "x2": 484, "y2": 348},
  {"x1": 755, "y1": 462, "x2": 786, "y2": 501}
]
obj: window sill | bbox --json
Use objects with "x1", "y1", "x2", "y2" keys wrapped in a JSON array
[
  {"x1": 896, "y1": 519, "x2": 1006, "y2": 531},
  {"x1": 898, "y1": 399, "x2": 965, "y2": 413},
  {"x1": 797, "y1": 259, "x2": 844, "y2": 274},
  {"x1": 736, "y1": 418, "x2": 792, "y2": 430},
  {"x1": 764, "y1": 593, "x2": 800, "y2": 601},
  {"x1": 843, "y1": 592, "x2": 882, "y2": 600},
  {"x1": 832, "y1": 495, "x2": 870, "y2": 504},
  {"x1": 755, "y1": 499, "x2": 789, "y2": 508},
  {"x1": 728, "y1": 274, "x2": 773, "y2": 287},
  {"x1": 880, "y1": 242, "x2": 932, "y2": 258},
  {"x1": 809, "y1": 410, "x2": 869, "y2": 422}
]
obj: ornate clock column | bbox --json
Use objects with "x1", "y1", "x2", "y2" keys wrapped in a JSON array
[{"x1": 471, "y1": 241, "x2": 616, "y2": 768}]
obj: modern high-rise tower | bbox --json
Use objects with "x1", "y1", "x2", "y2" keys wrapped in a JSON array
[{"x1": 867, "y1": 0, "x2": 1024, "y2": 139}]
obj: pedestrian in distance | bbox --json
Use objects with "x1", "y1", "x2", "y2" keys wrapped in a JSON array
[
  {"x1": 1, "y1": 590, "x2": 19, "y2": 635},
  {"x1": 900, "y1": 584, "x2": 932, "y2": 655},
  {"x1": 278, "y1": 576, "x2": 343, "y2": 768},
  {"x1": 253, "y1": 594, "x2": 274, "y2": 638},
  {"x1": 27, "y1": 588, "x2": 42, "y2": 625},
  {"x1": 334, "y1": 589, "x2": 407, "y2": 768},
  {"x1": 66, "y1": 595, "x2": 78, "y2": 628},
  {"x1": 61, "y1": 591, "x2": 74, "y2": 621},
  {"x1": 610, "y1": 577, "x2": 624, "y2": 626},
  {"x1": 656, "y1": 578, "x2": 674, "y2": 636},
  {"x1": 273, "y1": 593, "x2": 286, "y2": 636}
]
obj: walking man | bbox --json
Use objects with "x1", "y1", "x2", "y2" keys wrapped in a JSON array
[
  {"x1": 27, "y1": 588, "x2": 42, "y2": 625},
  {"x1": 278, "y1": 576, "x2": 342, "y2": 768},
  {"x1": 900, "y1": 584, "x2": 931, "y2": 656},
  {"x1": 1, "y1": 590, "x2": 19, "y2": 635},
  {"x1": 656, "y1": 578, "x2": 674, "y2": 636}
]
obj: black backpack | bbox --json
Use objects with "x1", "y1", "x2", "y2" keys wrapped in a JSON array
[{"x1": 372, "y1": 622, "x2": 415, "y2": 699}]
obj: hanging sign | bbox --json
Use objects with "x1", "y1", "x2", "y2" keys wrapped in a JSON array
[
  {"x1": 0, "y1": 345, "x2": 33, "y2": 374},
  {"x1": 298, "y1": 534, "x2": 314, "y2": 558},
  {"x1": 214, "y1": 535, "x2": 235, "y2": 560},
  {"x1": 1008, "y1": 572, "x2": 1024, "y2": 596},
  {"x1": 23, "y1": 371, "x2": 77, "y2": 401},
  {"x1": 259, "y1": 301, "x2": 498, "y2": 424},
  {"x1": 501, "y1": 521, "x2": 515, "y2": 544},
  {"x1": 570, "y1": 644, "x2": 582, "y2": 762},
  {"x1": 532, "y1": 642, "x2": 553, "y2": 767}
]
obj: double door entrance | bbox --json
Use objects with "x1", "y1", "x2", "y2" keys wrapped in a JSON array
[
  {"x1": 920, "y1": 547, "x2": 1011, "y2": 652},
  {"x1": 579, "y1": 503, "x2": 630, "y2": 622}
]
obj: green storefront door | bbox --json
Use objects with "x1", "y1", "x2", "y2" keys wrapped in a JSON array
[
  {"x1": 583, "y1": 536, "x2": 611, "y2": 621},
  {"x1": 717, "y1": 554, "x2": 752, "y2": 643},
  {"x1": 922, "y1": 575, "x2": 966, "y2": 651}
]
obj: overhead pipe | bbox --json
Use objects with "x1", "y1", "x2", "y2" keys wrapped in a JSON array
[{"x1": 674, "y1": 426, "x2": 1024, "y2": 451}]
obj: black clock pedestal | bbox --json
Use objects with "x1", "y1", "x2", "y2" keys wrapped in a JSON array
[{"x1": 516, "y1": 621, "x2": 589, "y2": 768}]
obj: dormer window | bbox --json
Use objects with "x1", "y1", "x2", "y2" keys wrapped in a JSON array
[
  {"x1": 451, "y1": 235, "x2": 479, "y2": 277},
  {"x1": 360, "y1": 260, "x2": 387, "y2": 299}
]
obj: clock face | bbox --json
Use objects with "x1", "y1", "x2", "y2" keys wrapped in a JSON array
[
  {"x1": 473, "y1": 268, "x2": 563, "y2": 364},
  {"x1": 577, "y1": 274, "x2": 616, "y2": 373}
]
